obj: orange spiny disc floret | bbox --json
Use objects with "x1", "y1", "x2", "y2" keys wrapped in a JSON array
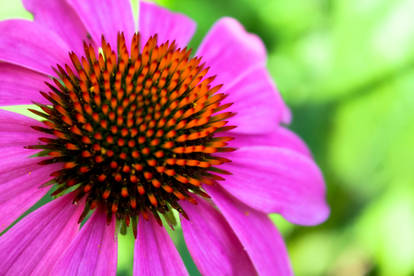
[{"x1": 30, "y1": 32, "x2": 235, "y2": 232}]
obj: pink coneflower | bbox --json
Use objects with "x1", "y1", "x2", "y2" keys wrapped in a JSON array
[{"x1": 0, "y1": 0, "x2": 329, "y2": 275}]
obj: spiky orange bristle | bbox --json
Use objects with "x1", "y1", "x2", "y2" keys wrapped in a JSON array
[{"x1": 30, "y1": 32, "x2": 235, "y2": 231}]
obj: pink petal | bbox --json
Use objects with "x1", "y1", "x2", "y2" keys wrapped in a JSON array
[
  {"x1": 222, "y1": 67, "x2": 291, "y2": 133},
  {"x1": 0, "y1": 110, "x2": 58, "y2": 231},
  {"x1": 0, "y1": 20, "x2": 71, "y2": 76},
  {"x1": 180, "y1": 198, "x2": 256, "y2": 276},
  {"x1": 0, "y1": 109, "x2": 47, "y2": 147},
  {"x1": 205, "y1": 184, "x2": 293, "y2": 276},
  {"x1": 0, "y1": 151, "x2": 48, "y2": 188},
  {"x1": 139, "y1": 2, "x2": 196, "y2": 48},
  {"x1": 196, "y1": 17, "x2": 266, "y2": 90},
  {"x1": 66, "y1": 0, "x2": 135, "y2": 50},
  {"x1": 0, "y1": 194, "x2": 84, "y2": 275},
  {"x1": 0, "y1": 147, "x2": 61, "y2": 232},
  {"x1": 0, "y1": 111, "x2": 47, "y2": 192},
  {"x1": 51, "y1": 210, "x2": 117, "y2": 276},
  {"x1": 216, "y1": 146, "x2": 329, "y2": 225},
  {"x1": 0, "y1": 63, "x2": 50, "y2": 106},
  {"x1": 0, "y1": 184, "x2": 49, "y2": 233},
  {"x1": 23, "y1": 0, "x2": 92, "y2": 56},
  {"x1": 222, "y1": 127, "x2": 312, "y2": 157},
  {"x1": 134, "y1": 215, "x2": 188, "y2": 276},
  {"x1": 196, "y1": 18, "x2": 290, "y2": 133}
]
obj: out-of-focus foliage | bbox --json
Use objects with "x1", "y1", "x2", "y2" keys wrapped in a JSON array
[{"x1": 1, "y1": 0, "x2": 414, "y2": 275}]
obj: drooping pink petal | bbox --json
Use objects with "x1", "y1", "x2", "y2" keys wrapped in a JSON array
[
  {"x1": 0, "y1": 63, "x2": 50, "y2": 106},
  {"x1": 23, "y1": 0, "x2": 92, "y2": 56},
  {"x1": 0, "y1": 109, "x2": 48, "y2": 147},
  {"x1": 205, "y1": 184, "x2": 293, "y2": 276},
  {"x1": 220, "y1": 126, "x2": 312, "y2": 157},
  {"x1": 196, "y1": 18, "x2": 290, "y2": 133},
  {"x1": 139, "y1": 2, "x2": 196, "y2": 48},
  {"x1": 180, "y1": 198, "x2": 256, "y2": 276},
  {"x1": 216, "y1": 146, "x2": 329, "y2": 225},
  {"x1": 66, "y1": 0, "x2": 135, "y2": 50},
  {"x1": 0, "y1": 194, "x2": 84, "y2": 275},
  {"x1": 0, "y1": 20, "x2": 71, "y2": 76},
  {"x1": 51, "y1": 210, "x2": 117, "y2": 276},
  {"x1": 196, "y1": 17, "x2": 266, "y2": 90},
  {"x1": 133, "y1": 215, "x2": 188, "y2": 276},
  {"x1": 222, "y1": 67, "x2": 291, "y2": 134}
]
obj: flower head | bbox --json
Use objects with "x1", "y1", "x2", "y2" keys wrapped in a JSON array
[{"x1": 0, "y1": 1, "x2": 329, "y2": 275}]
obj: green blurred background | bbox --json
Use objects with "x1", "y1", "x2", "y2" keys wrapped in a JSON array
[{"x1": 1, "y1": 0, "x2": 414, "y2": 275}]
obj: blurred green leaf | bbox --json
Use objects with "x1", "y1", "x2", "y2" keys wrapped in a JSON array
[
  {"x1": 356, "y1": 186, "x2": 414, "y2": 276},
  {"x1": 328, "y1": 70, "x2": 414, "y2": 197},
  {"x1": 289, "y1": 230, "x2": 340, "y2": 276}
]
